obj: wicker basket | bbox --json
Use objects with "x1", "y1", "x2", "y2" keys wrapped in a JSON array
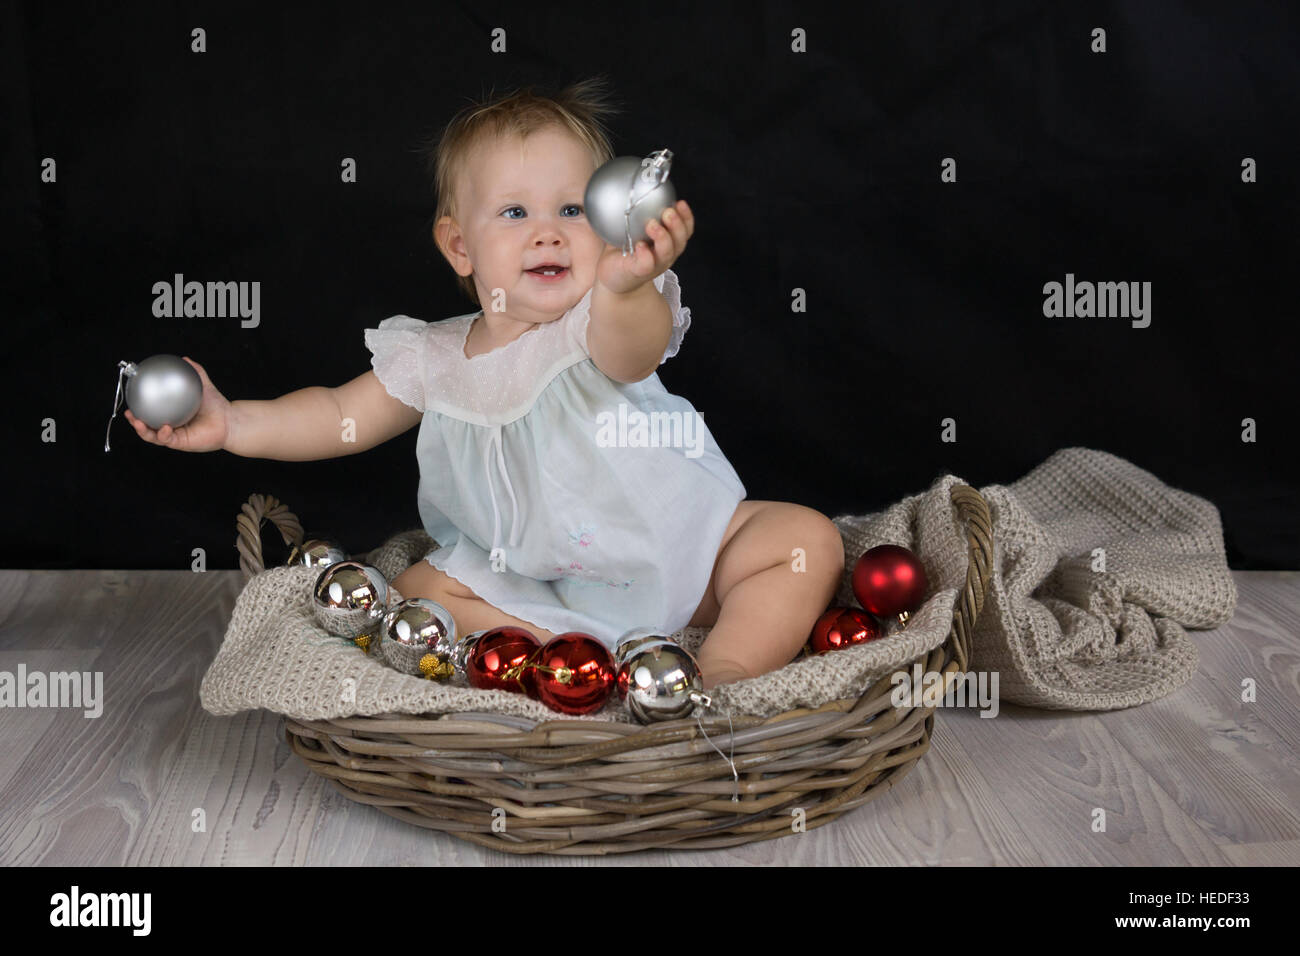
[{"x1": 233, "y1": 485, "x2": 993, "y2": 855}]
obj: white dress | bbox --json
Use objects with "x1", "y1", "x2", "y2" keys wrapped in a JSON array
[{"x1": 362, "y1": 269, "x2": 747, "y2": 649}]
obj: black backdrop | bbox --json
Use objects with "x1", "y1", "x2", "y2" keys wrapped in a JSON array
[{"x1": 4, "y1": 0, "x2": 1297, "y2": 571}]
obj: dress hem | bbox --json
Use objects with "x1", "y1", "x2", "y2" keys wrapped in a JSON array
[
  {"x1": 418, "y1": 494, "x2": 746, "y2": 646},
  {"x1": 424, "y1": 550, "x2": 573, "y2": 641}
]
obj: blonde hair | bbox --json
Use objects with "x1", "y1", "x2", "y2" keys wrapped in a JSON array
[{"x1": 419, "y1": 76, "x2": 621, "y2": 307}]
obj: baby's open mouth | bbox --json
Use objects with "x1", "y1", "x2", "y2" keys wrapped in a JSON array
[{"x1": 526, "y1": 265, "x2": 568, "y2": 278}]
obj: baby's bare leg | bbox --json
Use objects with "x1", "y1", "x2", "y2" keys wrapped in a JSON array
[
  {"x1": 695, "y1": 503, "x2": 844, "y2": 689},
  {"x1": 391, "y1": 560, "x2": 561, "y2": 644}
]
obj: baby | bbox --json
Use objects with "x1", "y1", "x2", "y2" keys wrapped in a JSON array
[{"x1": 124, "y1": 77, "x2": 845, "y2": 689}]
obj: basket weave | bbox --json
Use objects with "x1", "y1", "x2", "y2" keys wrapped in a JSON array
[{"x1": 233, "y1": 486, "x2": 992, "y2": 855}]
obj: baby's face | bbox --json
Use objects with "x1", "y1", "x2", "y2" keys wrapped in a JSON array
[{"x1": 442, "y1": 126, "x2": 607, "y2": 324}]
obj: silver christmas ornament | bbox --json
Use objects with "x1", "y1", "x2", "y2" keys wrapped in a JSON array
[
  {"x1": 379, "y1": 598, "x2": 458, "y2": 678},
  {"x1": 103, "y1": 355, "x2": 203, "y2": 450},
  {"x1": 311, "y1": 561, "x2": 391, "y2": 642},
  {"x1": 584, "y1": 148, "x2": 677, "y2": 255},
  {"x1": 288, "y1": 537, "x2": 349, "y2": 569},
  {"x1": 613, "y1": 626, "x2": 673, "y2": 667},
  {"x1": 617, "y1": 639, "x2": 712, "y2": 723},
  {"x1": 450, "y1": 629, "x2": 491, "y2": 684}
]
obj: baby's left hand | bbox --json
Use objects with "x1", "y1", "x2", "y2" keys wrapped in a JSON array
[{"x1": 594, "y1": 199, "x2": 694, "y2": 296}]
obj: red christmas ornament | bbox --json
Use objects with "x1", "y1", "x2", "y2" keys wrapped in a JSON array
[
  {"x1": 466, "y1": 626, "x2": 541, "y2": 697},
  {"x1": 532, "y1": 633, "x2": 616, "y2": 715},
  {"x1": 852, "y1": 544, "x2": 928, "y2": 625},
  {"x1": 809, "y1": 606, "x2": 881, "y2": 654}
]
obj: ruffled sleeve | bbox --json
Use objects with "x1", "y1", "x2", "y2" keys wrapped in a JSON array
[
  {"x1": 569, "y1": 268, "x2": 692, "y2": 367},
  {"x1": 653, "y1": 268, "x2": 691, "y2": 364},
  {"x1": 363, "y1": 315, "x2": 429, "y2": 412}
]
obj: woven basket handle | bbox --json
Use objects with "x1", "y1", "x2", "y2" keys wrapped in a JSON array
[
  {"x1": 946, "y1": 483, "x2": 993, "y2": 673},
  {"x1": 235, "y1": 493, "x2": 305, "y2": 582}
]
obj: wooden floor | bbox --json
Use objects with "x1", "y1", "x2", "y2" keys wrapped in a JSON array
[{"x1": 1, "y1": 568, "x2": 1297, "y2": 866}]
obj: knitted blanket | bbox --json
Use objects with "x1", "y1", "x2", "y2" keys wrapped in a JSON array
[{"x1": 199, "y1": 447, "x2": 1237, "y2": 722}]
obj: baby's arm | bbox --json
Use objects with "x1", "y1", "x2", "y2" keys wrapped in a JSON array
[
  {"x1": 224, "y1": 370, "x2": 422, "y2": 461},
  {"x1": 587, "y1": 282, "x2": 674, "y2": 384},
  {"x1": 587, "y1": 200, "x2": 695, "y2": 383}
]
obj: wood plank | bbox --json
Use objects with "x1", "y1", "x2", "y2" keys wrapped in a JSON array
[
  {"x1": 0, "y1": 570, "x2": 236, "y2": 864},
  {"x1": 0, "y1": 650, "x2": 99, "y2": 794},
  {"x1": 128, "y1": 709, "x2": 325, "y2": 865},
  {"x1": 948, "y1": 698, "x2": 1232, "y2": 865},
  {"x1": 1101, "y1": 619, "x2": 1300, "y2": 848},
  {"x1": 1, "y1": 570, "x2": 146, "y2": 651},
  {"x1": 1193, "y1": 571, "x2": 1300, "y2": 754},
  {"x1": 1105, "y1": 688, "x2": 1300, "y2": 845},
  {"x1": 1219, "y1": 840, "x2": 1300, "y2": 866},
  {"x1": 746, "y1": 715, "x2": 1048, "y2": 865}
]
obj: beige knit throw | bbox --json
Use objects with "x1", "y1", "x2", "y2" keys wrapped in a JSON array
[{"x1": 199, "y1": 447, "x2": 1236, "y2": 722}]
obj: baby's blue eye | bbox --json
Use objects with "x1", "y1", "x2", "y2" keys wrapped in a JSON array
[{"x1": 502, "y1": 204, "x2": 584, "y2": 219}]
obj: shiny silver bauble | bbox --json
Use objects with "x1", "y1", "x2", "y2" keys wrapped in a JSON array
[
  {"x1": 584, "y1": 149, "x2": 677, "y2": 253},
  {"x1": 449, "y1": 629, "x2": 491, "y2": 684},
  {"x1": 616, "y1": 639, "x2": 712, "y2": 723},
  {"x1": 311, "y1": 560, "x2": 391, "y2": 642},
  {"x1": 288, "y1": 537, "x2": 349, "y2": 569},
  {"x1": 613, "y1": 626, "x2": 674, "y2": 667},
  {"x1": 379, "y1": 598, "x2": 457, "y2": 677}
]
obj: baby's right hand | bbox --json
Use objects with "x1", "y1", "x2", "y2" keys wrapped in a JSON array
[{"x1": 124, "y1": 356, "x2": 234, "y2": 453}]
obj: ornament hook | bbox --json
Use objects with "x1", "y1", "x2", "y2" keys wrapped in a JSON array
[{"x1": 637, "y1": 148, "x2": 673, "y2": 186}]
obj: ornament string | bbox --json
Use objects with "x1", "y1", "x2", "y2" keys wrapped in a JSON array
[
  {"x1": 104, "y1": 360, "x2": 136, "y2": 453},
  {"x1": 621, "y1": 148, "x2": 673, "y2": 257},
  {"x1": 501, "y1": 648, "x2": 565, "y2": 689},
  {"x1": 695, "y1": 702, "x2": 740, "y2": 802}
]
